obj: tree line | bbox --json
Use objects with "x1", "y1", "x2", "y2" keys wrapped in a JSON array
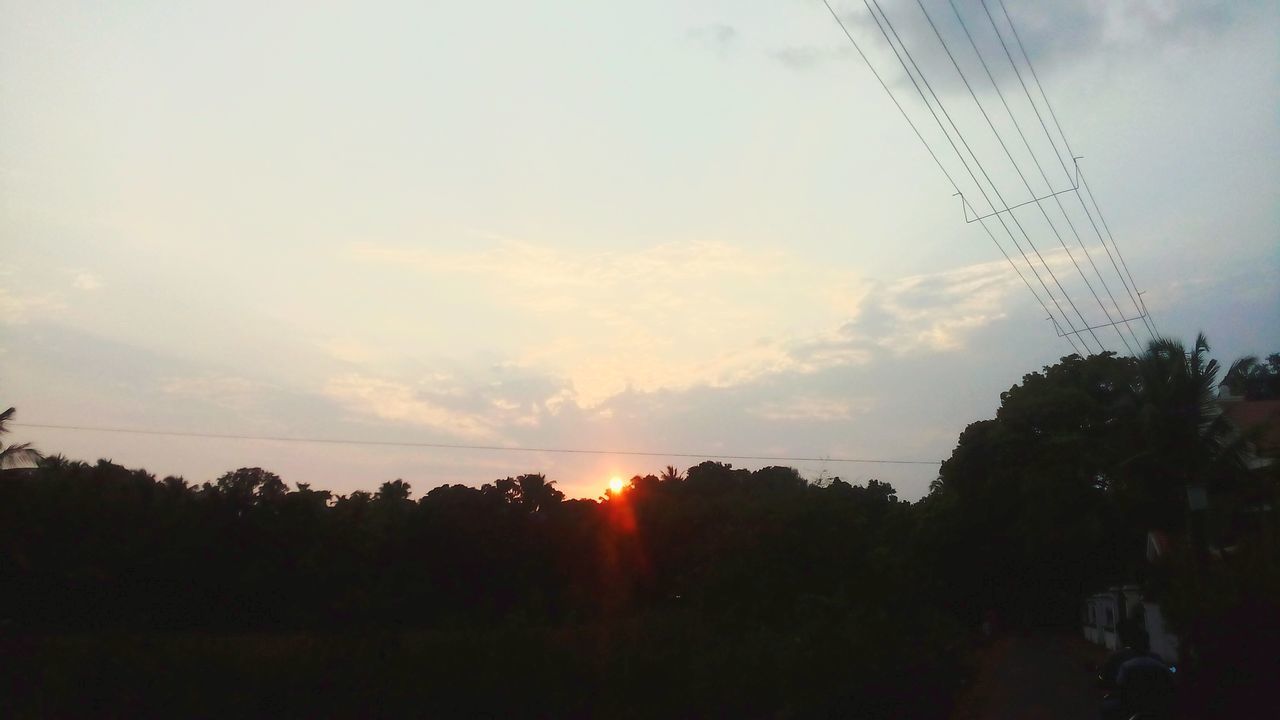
[
  {"x1": 922, "y1": 338, "x2": 1278, "y2": 715},
  {"x1": 3, "y1": 457, "x2": 963, "y2": 717}
]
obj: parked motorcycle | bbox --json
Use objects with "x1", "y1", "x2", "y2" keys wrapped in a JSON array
[{"x1": 1097, "y1": 656, "x2": 1175, "y2": 720}]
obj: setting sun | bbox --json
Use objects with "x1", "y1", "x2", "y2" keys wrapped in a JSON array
[{"x1": 608, "y1": 476, "x2": 626, "y2": 494}]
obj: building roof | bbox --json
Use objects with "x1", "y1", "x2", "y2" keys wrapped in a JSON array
[{"x1": 1219, "y1": 399, "x2": 1280, "y2": 455}]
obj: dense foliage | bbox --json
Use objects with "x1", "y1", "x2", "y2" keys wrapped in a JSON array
[
  {"x1": 1, "y1": 460, "x2": 965, "y2": 717},
  {"x1": 925, "y1": 337, "x2": 1279, "y2": 715}
]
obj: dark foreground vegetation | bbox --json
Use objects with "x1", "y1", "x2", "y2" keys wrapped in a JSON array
[
  {"x1": 2, "y1": 337, "x2": 1277, "y2": 717},
  {"x1": 3, "y1": 460, "x2": 963, "y2": 718}
]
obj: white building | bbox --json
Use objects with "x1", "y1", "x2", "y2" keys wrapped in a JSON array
[
  {"x1": 1081, "y1": 532, "x2": 1180, "y2": 662},
  {"x1": 1082, "y1": 585, "x2": 1141, "y2": 650}
]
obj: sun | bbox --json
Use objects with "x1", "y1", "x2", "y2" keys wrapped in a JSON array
[{"x1": 608, "y1": 476, "x2": 626, "y2": 494}]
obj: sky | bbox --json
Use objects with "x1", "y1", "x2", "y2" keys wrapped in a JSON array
[{"x1": 3, "y1": 0, "x2": 1277, "y2": 501}]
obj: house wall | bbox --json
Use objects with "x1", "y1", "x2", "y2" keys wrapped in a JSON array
[
  {"x1": 1143, "y1": 601, "x2": 1180, "y2": 663},
  {"x1": 1082, "y1": 594, "x2": 1119, "y2": 648},
  {"x1": 1082, "y1": 587, "x2": 1149, "y2": 651}
]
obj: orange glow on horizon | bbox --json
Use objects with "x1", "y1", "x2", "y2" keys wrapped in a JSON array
[{"x1": 608, "y1": 476, "x2": 626, "y2": 495}]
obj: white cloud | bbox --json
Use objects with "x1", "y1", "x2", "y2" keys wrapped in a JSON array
[
  {"x1": 316, "y1": 337, "x2": 382, "y2": 365},
  {"x1": 749, "y1": 396, "x2": 867, "y2": 422},
  {"x1": 787, "y1": 256, "x2": 1031, "y2": 371},
  {"x1": 71, "y1": 271, "x2": 102, "y2": 291},
  {"x1": 871, "y1": 259, "x2": 1021, "y2": 352},
  {"x1": 160, "y1": 374, "x2": 269, "y2": 412},
  {"x1": 350, "y1": 238, "x2": 845, "y2": 404},
  {"x1": 348, "y1": 239, "x2": 1044, "y2": 406},
  {"x1": 544, "y1": 388, "x2": 575, "y2": 416},
  {"x1": 324, "y1": 374, "x2": 499, "y2": 440},
  {"x1": 688, "y1": 24, "x2": 737, "y2": 56},
  {"x1": 0, "y1": 287, "x2": 64, "y2": 325}
]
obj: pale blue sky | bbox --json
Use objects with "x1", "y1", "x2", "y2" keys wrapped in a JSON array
[{"x1": 4, "y1": 0, "x2": 1277, "y2": 499}]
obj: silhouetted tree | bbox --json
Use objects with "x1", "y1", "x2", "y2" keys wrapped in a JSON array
[
  {"x1": 1224, "y1": 353, "x2": 1280, "y2": 400},
  {"x1": 1124, "y1": 334, "x2": 1250, "y2": 533},
  {"x1": 208, "y1": 467, "x2": 288, "y2": 515},
  {"x1": 376, "y1": 479, "x2": 412, "y2": 502},
  {"x1": 0, "y1": 407, "x2": 41, "y2": 471}
]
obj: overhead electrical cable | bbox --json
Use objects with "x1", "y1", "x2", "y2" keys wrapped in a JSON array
[
  {"x1": 971, "y1": 0, "x2": 1145, "y2": 349},
  {"x1": 905, "y1": 0, "x2": 1123, "y2": 353},
  {"x1": 979, "y1": 0, "x2": 1153, "y2": 344},
  {"x1": 818, "y1": 0, "x2": 1086, "y2": 356},
  {"x1": 939, "y1": 0, "x2": 1141, "y2": 355},
  {"x1": 862, "y1": 0, "x2": 1104, "y2": 352},
  {"x1": 863, "y1": 0, "x2": 1102, "y2": 353},
  {"x1": 12, "y1": 422, "x2": 942, "y2": 466},
  {"x1": 1077, "y1": 168, "x2": 1160, "y2": 338},
  {"x1": 989, "y1": 0, "x2": 1159, "y2": 340},
  {"x1": 838, "y1": 0, "x2": 1091, "y2": 354}
]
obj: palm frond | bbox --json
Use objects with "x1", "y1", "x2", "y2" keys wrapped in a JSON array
[{"x1": 0, "y1": 444, "x2": 43, "y2": 470}]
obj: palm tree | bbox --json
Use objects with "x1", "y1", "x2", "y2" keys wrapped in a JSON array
[
  {"x1": 1223, "y1": 354, "x2": 1280, "y2": 400},
  {"x1": 1126, "y1": 334, "x2": 1245, "y2": 532},
  {"x1": 0, "y1": 406, "x2": 42, "y2": 471}
]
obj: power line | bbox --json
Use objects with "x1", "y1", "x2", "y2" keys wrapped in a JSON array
[
  {"x1": 976, "y1": 0, "x2": 1149, "y2": 347},
  {"x1": 818, "y1": 0, "x2": 1085, "y2": 356},
  {"x1": 906, "y1": 0, "x2": 1121, "y2": 353},
  {"x1": 1078, "y1": 168, "x2": 1160, "y2": 339},
  {"x1": 839, "y1": 0, "x2": 1091, "y2": 354},
  {"x1": 970, "y1": 0, "x2": 1145, "y2": 351},
  {"x1": 13, "y1": 422, "x2": 943, "y2": 466},
  {"x1": 862, "y1": 0, "x2": 1099, "y2": 354},
  {"x1": 977, "y1": 0, "x2": 1072, "y2": 189},
  {"x1": 821, "y1": 0, "x2": 1159, "y2": 354},
  {"x1": 937, "y1": 0, "x2": 1140, "y2": 355},
  {"x1": 989, "y1": 0, "x2": 1158, "y2": 341},
  {"x1": 863, "y1": 0, "x2": 1104, "y2": 352}
]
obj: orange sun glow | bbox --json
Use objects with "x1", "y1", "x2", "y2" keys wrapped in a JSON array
[{"x1": 608, "y1": 476, "x2": 625, "y2": 494}]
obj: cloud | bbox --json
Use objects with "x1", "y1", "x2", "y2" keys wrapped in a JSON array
[
  {"x1": 325, "y1": 374, "x2": 499, "y2": 440},
  {"x1": 688, "y1": 24, "x2": 738, "y2": 56},
  {"x1": 872, "y1": 260, "x2": 1019, "y2": 349},
  {"x1": 351, "y1": 237, "x2": 781, "y2": 295},
  {"x1": 71, "y1": 271, "x2": 102, "y2": 291},
  {"x1": 1001, "y1": 0, "x2": 1261, "y2": 66},
  {"x1": 749, "y1": 396, "x2": 866, "y2": 421},
  {"x1": 161, "y1": 374, "x2": 271, "y2": 412},
  {"x1": 349, "y1": 238, "x2": 833, "y2": 404},
  {"x1": 769, "y1": 45, "x2": 850, "y2": 71},
  {"x1": 797, "y1": 0, "x2": 1266, "y2": 83},
  {"x1": 791, "y1": 257, "x2": 1023, "y2": 366},
  {"x1": 348, "y1": 238, "x2": 1046, "y2": 407},
  {"x1": 0, "y1": 287, "x2": 65, "y2": 325},
  {"x1": 318, "y1": 337, "x2": 383, "y2": 365},
  {"x1": 321, "y1": 363, "x2": 585, "y2": 442}
]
